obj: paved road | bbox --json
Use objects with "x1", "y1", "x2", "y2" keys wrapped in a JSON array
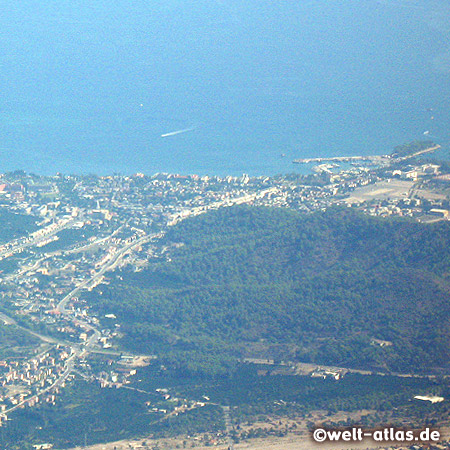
[
  {"x1": 1, "y1": 233, "x2": 156, "y2": 415},
  {"x1": 0, "y1": 311, "x2": 61, "y2": 344},
  {"x1": 4, "y1": 350, "x2": 78, "y2": 415},
  {"x1": 223, "y1": 406, "x2": 234, "y2": 450},
  {"x1": 0, "y1": 218, "x2": 77, "y2": 260},
  {"x1": 57, "y1": 233, "x2": 156, "y2": 315}
]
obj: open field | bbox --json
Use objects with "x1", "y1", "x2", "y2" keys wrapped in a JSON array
[
  {"x1": 345, "y1": 180, "x2": 414, "y2": 204},
  {"x1": 66, "y1": 430, "x2": 450, "y2": 450},
  {"x1": 65, "y1": 409, "x2": 450, "y2": 450}
]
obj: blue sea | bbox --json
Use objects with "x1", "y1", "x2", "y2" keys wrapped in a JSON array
[{"x1": 0, "y1": 0, "x2": 449, "y2": 176}]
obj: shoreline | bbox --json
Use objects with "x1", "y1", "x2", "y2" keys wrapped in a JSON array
[{"x1": 293, "y1": 145, "x2": 442, "y2": 165}]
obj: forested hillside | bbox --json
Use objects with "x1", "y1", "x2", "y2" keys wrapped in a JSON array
[
  {"x1": 0, "y1": 209, "x2": 37, "y2": 244},
  {"x1": 87, "y1": 206, "x2": 450, "y2": 375}
]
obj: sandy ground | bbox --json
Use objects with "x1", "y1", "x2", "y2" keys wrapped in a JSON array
[
  {"x1": 66, "y1": 420, "x2": 450, "y2": 450},
  {"x1": 66, "y1": 432, "x2": 446, "y2": 450},
  {"x1": 412, "y1": 188, "x2": 447, "y2": 201},
  {"x1": 345, "y1": 180, "x2": 414, "y2": 204}
]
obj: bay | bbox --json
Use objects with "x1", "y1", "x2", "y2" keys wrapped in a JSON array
[{"x1": 0, "y1": 0, "x2": 449, "y2": 176}]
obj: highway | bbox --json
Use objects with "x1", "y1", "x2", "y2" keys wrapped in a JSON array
[
  {"x1": 64, "y1": 223, "x2": 125, "y2": 255},
  {"x1": 0, "y1": 230, "x2": 157, "y2": 416},
  {"x1": 20, "y1": 233, "x2": 158, "y2": 406},
  {"x1": 3, "y1": 351, "x2": 78, "y2": 415},
  {"x1": 0, "y1": 311, "x2": 61, "y2": 344},
  {"x1": 0, "y1": 205, "x2": 229, "y2": 415},
  {"x1": 0, "y1": 218, "x2": 77, "y2": 261},
  {"x1": 56, "y1": 232, "x2": 157, "y2": 315}
]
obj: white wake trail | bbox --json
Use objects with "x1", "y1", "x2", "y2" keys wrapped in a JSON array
[{"x1": 161, "y1": 127, "x2": 196, "y2": 138}]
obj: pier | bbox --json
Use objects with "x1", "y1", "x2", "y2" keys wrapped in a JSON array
[{"x1": 293, "y1": 155, "x2": 387, "y2": 164}]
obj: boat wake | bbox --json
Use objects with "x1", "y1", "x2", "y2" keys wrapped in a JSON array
[{"x1": 161, "y1": 127, "x2": 197, "y2": 138}]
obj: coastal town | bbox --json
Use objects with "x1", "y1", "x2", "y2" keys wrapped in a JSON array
[{"x1": 0, "y1": 141, "x2": 448, "y2": 449}]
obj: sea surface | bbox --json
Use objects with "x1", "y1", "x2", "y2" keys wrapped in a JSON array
[{"x1": 0, "y1": 0, "x2": 449, "y2": 176}]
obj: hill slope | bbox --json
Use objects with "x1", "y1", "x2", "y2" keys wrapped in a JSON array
[{"x1": 87, "y1": 206, "x2": 450, "y2": 375}]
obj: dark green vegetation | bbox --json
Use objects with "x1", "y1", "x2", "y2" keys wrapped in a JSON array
[
  {"x1": 392, "y1": 140, "x2": 436, "y2": 158},
  {"x1": 132, "y1": 363, "x2": 448, "y2": 416},
  {"x1": 0, "y1": 255, "x2": 22, "y2": 274},
  {"x1": 87, "y1": 206, "x2": 450, "y2": 375},
  {"x1": 0, "y1": 324, "x2": 39, "y2": 359},
  {"x1": 5, "y1": 362, "x2": 448, "y2": 449},
  {"x1": 0, "y1": 209, "x2": 37, "y2": 245},
  {"x1": 4, "y1": 375, "x2": 224, "y2": 449},
  {"x1": 35, "y1": 226, "x2": 97, "y2": 253}
]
